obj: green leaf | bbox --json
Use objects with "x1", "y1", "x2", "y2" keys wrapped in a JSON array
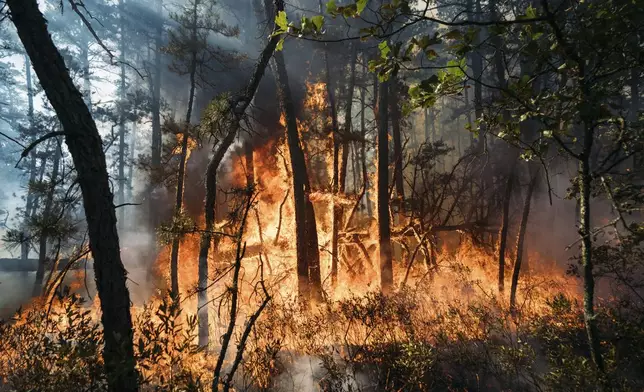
[
  {"x1": 409, "y1": 84, "x2": 420, "y2": 97},
  {"x1": 447, "y1": 59, "x2": 465, "y2": 77},
  {"x1": 526, "y1": 5, "x2": 537, "y2": 19},
  {"x1": 368, "y1": 59, "x2": 379, "y2": 72},
  {"x1": 378, "y1": 41, "x2": 390, "y2": 58},
  {"x1": 276, "y1": 37, "x2": 284, "y2": 51},
  {"x1": 275, "y1": 11, "x2": 288, "y2": 31},
  {"x1": 326, "y1": 0, "x2": 337, "y2": 15},
  {"x1": 356, "y1": 0, "x2": 368, "y2": 14},
  {"x1": 311, "y1": 15, "x2": 324, "y2": 30}
]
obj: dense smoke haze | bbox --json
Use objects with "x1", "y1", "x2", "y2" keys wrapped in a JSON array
[{"x1": 0, "y1": 0, "x2": 642, "y2": 390}]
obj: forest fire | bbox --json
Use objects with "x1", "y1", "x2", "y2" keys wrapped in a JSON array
[{"x1": 1, "y1": 0, "x2": 643, "y2": 390}]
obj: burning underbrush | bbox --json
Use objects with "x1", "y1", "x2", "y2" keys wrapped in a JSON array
[{"x1": 1, "y1": 235, "x2": 643, "y2": 391}]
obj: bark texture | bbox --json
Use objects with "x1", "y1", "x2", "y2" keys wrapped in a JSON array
[
  {"x1": 377, "y1": 78, "x2": 393, "y2": 293},
  {"x1": 497, "y1": 161, "x2": 516, "y2": 293},
  {"x1": 8, "y1": 0, "x2": 138, "y2": 389}
]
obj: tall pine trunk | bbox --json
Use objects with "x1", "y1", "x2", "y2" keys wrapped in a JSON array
[
  {"x1": 33, "y1": 141, "x2": 61, "y2": 297},
  {"x1": 170, "y1": 0, "x2": 198, "y2": 298},
  {"x1": 148, "y1": 0, "x2": 163, "y2": 234},
  {"x1": 272, "y1": 50, "x2": 322, "y2": 301},
  {"x1": 117, "y1": 0, "x2": 127, "y2": 226},
  {"x1": 319, "y1": 10, "x2": 341, "y2": 287},
  {"x1": 8, "y1": 0, "x2": 139, "y2": 389},
  {"x1": 362, "y1": 60, "x2": 372, "y2": 217},
  {"x1": 390, "y1": 78, "x2": 404, "y2": 201},
  {"x1": 497, "y1": 162, "x2": 515, "y2": 293},
  {"x1": 22, "y1": 55, "x2": 36, "y2": 262},
  {"x1": 377, "y1": 77, "x2": 393, "y2": 293},
  {"x1": 580, "y1": 126, "x2": 604, "y2": 372},
  {"x1": 509, "y1": 167, "x2": 537, "y2": 312},
  {"x1": 151, "y1": 0, "x2": 163, "y2": 169}
]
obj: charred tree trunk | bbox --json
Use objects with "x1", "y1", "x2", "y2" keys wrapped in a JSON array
[
  {"x1": 328, "y1": 43, "x2": 357, "y2": 286},
  {"x1": 377, "y1": 77, "x2": 393, "y2": 293},
  {"x1": 33, "y1": 141, "x2": 61, "y2": 297},
  {"x1": 497, "y1": 162, "x2": 515, "y2": 293},
  {"x1": 170, "y1": 0, "x2": 198, "y2": 298},
  {"x1": 580, "y1": 127, "x2": 604, "y2": 372},
  {"x1": 509, "y1": 167, "x2": 537, "y2": 313},
  {"x1": 631, "y1": 69, "x2": 640, "y2": 123},
  {"x1": 390, "y1": 78, "x2": 404, "y2": 201},
  {"x1": 340, "y1": 47, "x2": 356, "y2": 192},
  {"x1": 127, "y1": 88, "x2": 137, "y2": 205},
  {"x1": 8, "y1": 0, "x2": 138, "y2": 389},
  {"x1": 263, "y1": 0, "x2": 321, "y2": 301},
  {"x1": 360, "y1": 73, "x2": 370, "y2": 217},
  {"x1": 272, "y1": 49, "x2": 322, "y2": 301}
]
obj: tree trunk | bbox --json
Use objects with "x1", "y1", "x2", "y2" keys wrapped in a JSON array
[
  {"x1": 8, "y1": 0, "x2": 138, "y2": 389},
  {"x1": 170, "y1": 0, "x2": 199, "y2": 298},
  {"x1": 471, "y1": 0, "x2": 484, "y2": 151},
  {"x1": 127, "y1": 116, "x2": 136, "y2": 205},
  {"x1": 149, "y1": 0, "x2": 163, "y2": 231},
  {"x1": 151, "y1": 0, "x2": 163, "y2": 169},
  {"x1": 377, "y1": 77, "x2": 393, "y2": 293},
  {"x1": 424, "y1": 107, "x2": 431, "y2": 142},
  {"x1": 360, "y1": 75, "x2": 370, "y2": 217},
  {"x1": 117, "y1": 0, "x2": 127, "y2": 226},
  {"x1": 33, "y1": 141, "x2": 61, "y2": 297},
  {"x1": 580, "y1": 128, "x2": 604, "y2": 372},
  {"x1": 497, "y1": 161, "x2": 515, "y2": 293},
  {"x1": 319, "y1": 13, "x2": 341, "y2": 288},
  {"x1": 390, "y1": 78, "x2": 404, "y2": 201},
  {"x1": 22, "y1": 55, "x2": 36, "y2": 261},
  {"x1": 509, "y1": 167, "x2": 537, "y2": 313},
  {"x1": 272, "y1": 50, "x2": 322, "y2": 301}
]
